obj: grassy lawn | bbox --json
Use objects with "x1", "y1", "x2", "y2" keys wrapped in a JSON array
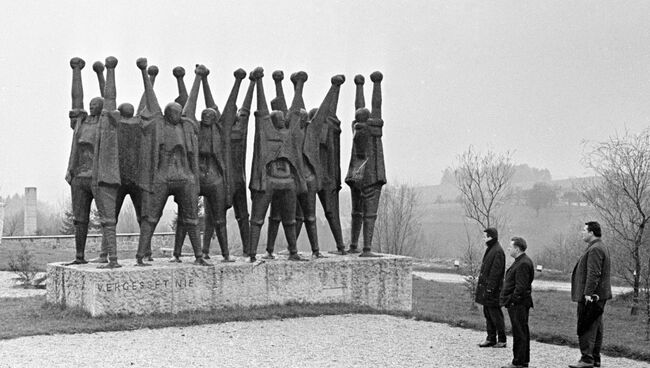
[{"x1": 412, "y1": 277, "x2": 650, "y2": 362}]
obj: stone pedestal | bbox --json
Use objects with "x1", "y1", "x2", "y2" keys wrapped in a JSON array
[{"x1": 46, "y1": 254, "x2": 412, "y2": 316}]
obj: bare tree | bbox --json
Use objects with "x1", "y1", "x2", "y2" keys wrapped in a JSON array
[
  {"x1": 374, "y1": 183, "x2": 424, "y2": 256},
  {"x1": 580, "y1": 129, "x2": 650, "y2": 315},
  {"x1": 453, "y1": 146, "x2": 514, "y2": 229},
  {"x1": 3, "y1": 209, "x2": 23, "y2": 236},
  {"x1": 452, "y1": 147, "x2": 514, "y2": 309}
]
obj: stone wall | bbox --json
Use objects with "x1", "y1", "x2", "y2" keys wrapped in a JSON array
[{"x1": 1, "y1": 233, "x2": 176, "y2": 253}]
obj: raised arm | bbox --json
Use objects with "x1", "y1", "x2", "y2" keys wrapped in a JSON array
[
  {"x1": 137, "y1": 65, "x2": 158, "y2": 115},
  {"x1": 173, "y1": 67, "x2": 188, "y2": 107},
  {"x1": 354, "y1": 74, "x2": 365, "y2": 110},
  {"x1": 92, "y1": 61, "x2": 105, "y2": 98},
  {"x1": 239, "y1": 72, "x2": 256, "y2": 126},
  {"x1": 103, "y1": 56, "x2": 118, "y2": 112},
  {"x1": 253, "y1": 67, "x2": 268, "y2": 117},
  {"x1": 271, "y1": 70, "x2": 288, "y2": 114},
  {"x1": 289, "y1": 71, "x2": 308, "y2": 111},
  {"x1": 312, "y1": 75, "x2": 345, "y2": 127},
  {"x1": 182, "y1": 64, "x2": 203, "y2": 122},
  {"x1": 370, "y1": 71, "x2": 382, "y2": 119},
  {"x1": 136, "y1": 58, "x2": 161, "y2": 115},
  {"x1": 329, "y1": 74, "x2": 344, "y2": 118},
  {"x1": 222, "y1": 68, "x2": 246, "y2": 124},
  {"x1": 69, "y1": 57, "x2": 86, "y2": 129},
  {"x1": 201, "y1": 67, "x2": 219, "y2": 114},
  {"x1": 70, "y1": 57, "x2": 85, "y2": 111}
]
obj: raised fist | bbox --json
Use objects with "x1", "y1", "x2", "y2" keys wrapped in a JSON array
[
  {"x1": 251, "y1": 67, "x2": 264, "y2": 80},
  {"x1": 172, "y1": 66, "x2": 185, "y2": 78},
  {"x1": 331, "y1": 74, "x2": 345, "y2": 86},
  {"x1": 354, "y1": 75, "x2": 365, "y2": 85},
  {"x1": 147, "y1": 65, "x2": 159, "y2": 77},
  {"x1": 136, "y1": 58, "x2": 148, "y2": 70},
  {"x1": 234, "y1": 68, "x2": 246, "y2": 80},
  {"x1": 92, "y1": 61, "x2": 104, "y2": 73},
  {"x1": 290, "y1": 71, "x2": 308, "y2": 84},
  {"x1": 104, "y1": 56, "x2": 118, "y2": 68},
  {"x1": 70, "y1": 57, "x2": 85, "y2": 69},
  {"x1": 272, "y1": 70, "x2": 284, "y2": 82},
  {"x1": 370, "y1": 71, "x2": 383, "y2": 83},
  {"x1": 195, "y1": 64, "x2": 209, "y2": 77}
]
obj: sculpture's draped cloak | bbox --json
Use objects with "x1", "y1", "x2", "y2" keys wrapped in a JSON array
[
  {"x1": 66, "y1": 111, "x2": 121, "y2": 187},
  {"x1": 345, "y1": 117, "x2": 386, "y2": 189}
]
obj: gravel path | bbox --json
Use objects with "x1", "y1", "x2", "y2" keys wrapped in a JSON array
[{"x1": 0, "y1": 314, "x2": 647, "y2": 368}]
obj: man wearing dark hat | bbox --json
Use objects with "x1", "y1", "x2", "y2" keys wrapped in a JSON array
[
  {"x1": 476, "y1": 227, "x2": 507, "y2": 348},
  {"x1": 569, "y1": 221, "x2": 611, "y2": 368},
  {"x1": 500, "y1": 237, "x2": 535, "y2": 368}
]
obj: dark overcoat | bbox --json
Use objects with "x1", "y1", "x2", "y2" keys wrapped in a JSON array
[
  {"x1": 571, "y1": 238, "x2": 612, "y2": 302},
  {"x1": 475, "y1": 240, "x2": 506, "y2": 307},
  {"x1": 500, "y1": 253, "x2": 535, "y2": 308}
]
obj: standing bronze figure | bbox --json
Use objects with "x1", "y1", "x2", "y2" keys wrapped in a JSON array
[
  {"x1": 248, "y1": 67, "x2": 308, "y2": 262},
  {"x1": 345, "y1": 72, "x2": 385, "y2": 257},
  {"x1": 66, "y1": 57, "x2": 121, "y2": 267},
  {"x1": 134, "y1": 58, "x2": 209, "y2": 266}
]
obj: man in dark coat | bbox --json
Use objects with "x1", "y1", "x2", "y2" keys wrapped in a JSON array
[
  {"x1": 500, "y1": 237, "x2": 535, "y2": 368},
  {"x1": 569, "y1": 221, "x2": 612, "y2": 368},
  {"x1": 476, "y1": 227, "x2": 507, "y2": 348}
]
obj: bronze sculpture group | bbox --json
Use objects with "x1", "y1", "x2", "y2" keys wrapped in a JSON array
[{"x1": 65, "y1": 56, "x2": 385, "y2": 268}]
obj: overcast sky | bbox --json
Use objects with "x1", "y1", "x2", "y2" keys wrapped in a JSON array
[{"x1": 2, "y1": 0, "x2": 650, "y2": 203}]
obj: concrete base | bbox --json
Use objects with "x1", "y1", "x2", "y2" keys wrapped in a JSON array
[{"x1": 46, "y1": 254, "x2": 412, "y2": 317}]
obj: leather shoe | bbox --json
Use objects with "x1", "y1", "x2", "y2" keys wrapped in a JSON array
[
  {"x1": 568, "y1": 361, "x2": 594, "y2": 368},
  {"x1": 478, "y1": 340, "x2": 496, "y2": 347},
  {"x1": 493, "y1": 342, "x2": 507, "y2": 348},
  {"x1": 501, "y1": 364, "x2": 524, "y2": 368}
]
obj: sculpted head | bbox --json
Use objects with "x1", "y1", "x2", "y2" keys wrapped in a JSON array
[
  {"x1": 89, "y1": 97, "x2": 104, "y2": 116},
  {"x1": 164, "y1": 102, "x2": 182, "y2": 124},
  {"x1": 118, "y1": 103, "x2": 134, "y2": 118},
  {"x1": 355, "y1": 107, "x2": 370, "y2": 123},
  {"x1": 270, "y1": 111, "x2": 285, "y2": 129},
  {"x1": 201, "y1": 108, "x2": 218, "y2": 125}
]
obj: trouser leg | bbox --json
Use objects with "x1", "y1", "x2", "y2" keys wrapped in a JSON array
[
  {"x1": 202, "y1": 198, "x2": 214, "y2": 255},
  {"x1": 209, "y1": 189, "x2": 229, "y2": 259},
  {"x1": 266, "y1": 200, "x2": 281, "y2": 254},
  {"x1": 249, "y1": 190, "x2": 273, "y2": 259},
  {"x1": 232, "y1": 185, "x2": 250, "y2": 255},
  {"x1": 298, "y1": 191, "x2": 319, "y2": 253},
  {"x1": 138, "y1": 188, "x2": 167, "y2": 263},
  {"x1": 484, "y1": 305, "x2": 497, "y2": 342},
  {"x1": 578, "y1": 301, "x2": 605, "y2": 364},
  {"x1": 173, "y1": 217, "x2": 187, "y2": 258},
  {"x1": 484, "y1": 305, "x2": 506, "y2": 343},
  {"x1": 319, "y1": 188, "x2": 345, "y2": 251},
  {"x1": 94, "y1": 184, "x2": 119, "y2": 264},
  {"x1": 508, "y1": 305, "x2": 530, "y2": 366},
  {"x1": 349, "y1": 187, "x2": 363, "y2": 252},
  {"x1": 279, "y1": 189, "x2": 298, "y2": 254},
  {"x1": 295, "y1": 200, "x2": 304, "y2": 239},
  {"x1": 361, "y1": 185, "x2": 382, "y2": 255},
  {"x1": 176, "y1": 185, "x2": 203, "y2": 260},
  {"x1": 71, "y1": 178, "x2": 93, "y2": 263}
]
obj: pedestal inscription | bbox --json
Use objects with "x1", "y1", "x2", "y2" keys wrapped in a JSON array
[{"x1": 47, "y1": 254, "x2": 412, "y2": 316}]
